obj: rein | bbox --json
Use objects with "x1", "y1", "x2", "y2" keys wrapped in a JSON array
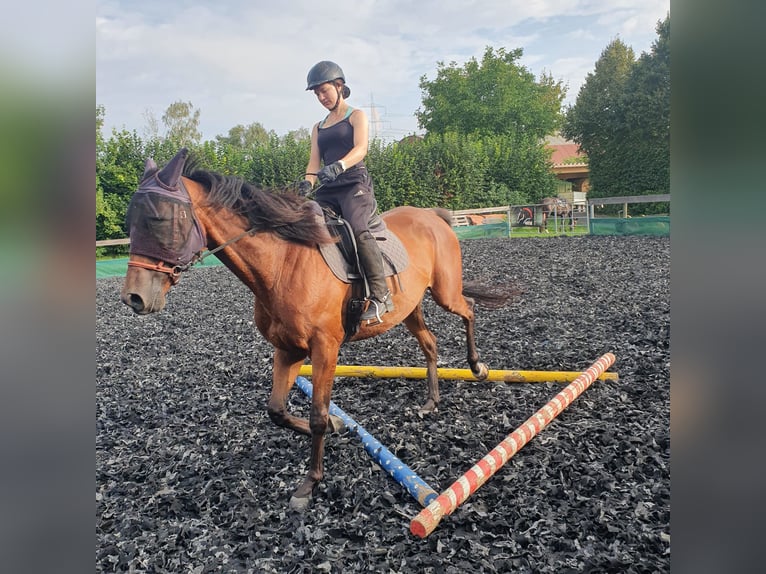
[{"x1": 195, "y1": 226, "x2": 256, "y2": 264}]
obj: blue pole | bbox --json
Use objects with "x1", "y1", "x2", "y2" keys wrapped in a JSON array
[{"x1": 294, "y1": 376, "x2": 437, "y2": 507}]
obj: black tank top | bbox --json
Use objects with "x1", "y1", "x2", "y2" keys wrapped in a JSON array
[{"x1": 317, "y1": 108, "x2": 365, "y2": 167}]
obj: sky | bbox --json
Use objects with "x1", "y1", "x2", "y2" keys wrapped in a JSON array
[{"x1": 96, "y1": 0, "x2": 669, "y2": 143}]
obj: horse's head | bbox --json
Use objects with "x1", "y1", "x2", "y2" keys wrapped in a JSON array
[{"x1": 120, "y1": 148, "x2": 206, "y2": 314}]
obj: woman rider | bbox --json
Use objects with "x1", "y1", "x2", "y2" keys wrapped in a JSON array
[{"x1": 298, "y1": 61, "x2": 394, "y2": 324}]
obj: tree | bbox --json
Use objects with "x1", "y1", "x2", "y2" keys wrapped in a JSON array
[
  {"x1": 141, "y1": 108, "x2": 160, "y2": 140},
  {"x1": 415, "y1": 46, "x2": 565, "y2": 202},
  {"x1": 614, "y1": 15, "x2": 670, "y2": 202},
  {"x1": 416, "y1": 46, "x2": 565, "y2": 139},
  {"x1": 162, "y1": 100, "x2": 202, "y2": 146},
  {"x1": 563, "y1": 38, "x2": 635, "y2": 170},
  {"x1": 563, "y1": 16, "x2": 669, "y2": 209},
  {"x1": 215, "y1": 122, "x2": 271, "y2": 149},
  {"x1": 96, "y1": 105, "x2": 122, "y2": 242},
  {"x1": 97, "y1": 105, "x2": 143, "y2": 246},
  {"x1": 284, "y1": 127, "x2": 311, "y2": 143},
  {"x1": 366, "y1": 131, "x2": 552, "y2": 211}
]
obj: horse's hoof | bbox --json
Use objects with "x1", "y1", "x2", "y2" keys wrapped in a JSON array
[
  {"x1": 418, "y1": 399, "x2": 438, "y2": 416},
  {"x1": 289, "y1": 495, "x2": 311, "y2": 512},
  {"x1": 473, "y1": 363, "x2": 489, "y2": 381},
  {"x1": 328, "y1": 414, "x2": 346, "y2": 434}
]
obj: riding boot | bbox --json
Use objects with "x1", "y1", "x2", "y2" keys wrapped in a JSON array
[{"x1": 356, "y1": 231, "x2": 394, "y2": 323}]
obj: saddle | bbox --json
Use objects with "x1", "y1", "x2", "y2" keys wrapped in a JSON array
[{"x1": 307, "y1": 201, "x2": 409, "y2": 342}]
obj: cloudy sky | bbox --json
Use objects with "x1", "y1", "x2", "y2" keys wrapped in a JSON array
[{"x1": 96, "y1": 0, "x2": 669, "y2": 142}]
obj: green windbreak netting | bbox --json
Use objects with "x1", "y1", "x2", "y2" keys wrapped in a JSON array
[
  {"x1": 96, "y1": 255, "x2": 224, "y2": 279},
  {"x1": 589, "y1": 216, "x2": 670, "y2": 236},
  {"x1": 451, "y1": 222, "x2": 509, "y2": 239}
]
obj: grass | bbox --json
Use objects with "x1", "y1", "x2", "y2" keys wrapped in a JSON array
[{"x1": 509, "y1": 224, "x2": 589, "y2": 238}]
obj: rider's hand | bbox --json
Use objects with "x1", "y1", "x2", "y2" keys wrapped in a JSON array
[
  {"x1": 316, "y1": 161, "x2": 345, "y2": 185},
  {"x1": 297, "y1": 180, "x2": 313, "y2": 196}
]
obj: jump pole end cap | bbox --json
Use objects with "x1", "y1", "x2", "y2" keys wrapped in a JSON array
[{"x1": 409, "y1": 516, "x2": 430, "y2": 539}]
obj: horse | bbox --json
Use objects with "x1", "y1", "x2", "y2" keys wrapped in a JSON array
[
  {"x1": 513, "y1": 205, "x2": 545, "y2": 233},
  {"x1": 541, "y1": 197, "x2": 574, "y2": 232},
  {"x1": 120, "y1": 148, "x2": 514, "y2": 510}
]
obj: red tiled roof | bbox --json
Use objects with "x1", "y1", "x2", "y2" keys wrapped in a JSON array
[{"x1": 548, "y1": 143, "x2": 587, "y2": 167}]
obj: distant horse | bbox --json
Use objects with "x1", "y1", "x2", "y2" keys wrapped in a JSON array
[
  {"x1": 541, "y1": 197, "x2": 575, "y2": 232},
  {"x1": 120, "y1": 148, "x2": 514, "y2": 510},
  {"x1": 513, "y1": 205, "x2": 545, "y2": 233}
]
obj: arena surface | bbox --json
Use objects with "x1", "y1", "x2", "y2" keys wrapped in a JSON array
[{"x1": 97, "y1": 235, "x2": 670, "y2": 573}]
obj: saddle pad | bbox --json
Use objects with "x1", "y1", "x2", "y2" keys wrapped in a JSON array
[{"x1": 319, "y1": 227, "x2": 409, "y2": 283}]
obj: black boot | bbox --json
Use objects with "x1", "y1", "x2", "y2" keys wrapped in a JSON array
[{"x1": 356, "y1": 231, "x2": 394, "y2": 323}]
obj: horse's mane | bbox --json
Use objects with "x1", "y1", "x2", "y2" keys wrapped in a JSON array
[{"x1": 184, "y1": 168, "x2": 335, "y2": 246}]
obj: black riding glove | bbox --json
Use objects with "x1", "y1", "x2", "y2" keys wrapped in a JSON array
[
  {"x1": 297, "y1": 180, "x2": 313, "y2": 196},
  {"x1": 316, "y1": 161, "x2": 345, "y2": 184}
]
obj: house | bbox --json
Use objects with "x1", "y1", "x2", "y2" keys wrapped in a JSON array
[{"x1": 546, "y1": 135, "x2": 590, "y2": 209}]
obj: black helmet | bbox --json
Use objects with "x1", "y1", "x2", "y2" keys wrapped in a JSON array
[{"x1": 306, "y1": 61, "x2": 345, "y2": 90}]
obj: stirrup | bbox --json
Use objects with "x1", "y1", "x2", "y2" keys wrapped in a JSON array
[{"x1": 360, "y1": 295, "x2": 394, "y2": 324}]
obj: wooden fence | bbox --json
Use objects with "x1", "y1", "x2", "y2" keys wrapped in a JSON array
[
  {"x1": 450, "y1": 206, "x2": 512, "y2": 227},
  {"x1": 587, "y1": 194, "x2": 670, "y2": 218},
  {"x1": 96, "y1": 238, "x2": 130, "y2": 247},
  {"x1": 98, "y1": 194, "x2": 670, "y2": 247}
]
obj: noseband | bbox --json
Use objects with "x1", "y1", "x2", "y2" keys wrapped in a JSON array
[
  {"x1": 127, "y1": 227, "x2": 256, "y2": 283},
  {"x1": 126, "y1": 258, "x2": 191, "y2": 284}
]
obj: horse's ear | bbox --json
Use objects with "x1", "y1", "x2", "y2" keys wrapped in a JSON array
[
  {"x1": 157, "y1": 148, "x2": 189, "y2": 190},
  {"x1": 141, "y1": 158, "x2": 158, "y2": 181}
]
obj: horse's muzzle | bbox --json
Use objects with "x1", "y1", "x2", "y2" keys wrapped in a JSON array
[
  {"x1": 120, "y1": 288, "x2": 166, "y2": 315},
  {"x1": 121, "y1": 292, "x2": 148, "y2": 314}
]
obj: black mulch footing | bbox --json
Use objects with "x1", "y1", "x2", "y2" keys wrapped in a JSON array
[{"x1": 97, "y1": 235, "x2": 669, "y2": 573}]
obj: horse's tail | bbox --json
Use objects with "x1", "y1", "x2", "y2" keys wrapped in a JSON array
[
  {"x1": 428, "y1": 207, "x2": 519, "y2": 308},
  {"x1": 462, "y1": 280, "x2": 519, "y2": 310},
  {"x1": 431, "y1": 207, "x2": 453, "y2": 227}
]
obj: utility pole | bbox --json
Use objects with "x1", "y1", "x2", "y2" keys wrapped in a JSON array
[{"x1": 369, "y1": 93, "x2": 380, "y2": 140}]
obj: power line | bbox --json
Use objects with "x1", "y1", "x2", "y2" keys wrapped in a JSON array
[
  {"x1": 363, "y1": 93, "x2": 385, "y2": 140},
  {"x1": 360, "y1": 96, "x2": 423, "y2": 143}
]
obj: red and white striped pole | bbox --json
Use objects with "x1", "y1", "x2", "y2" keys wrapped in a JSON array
[{"x1": 410, "y1": 352, "x2": 616, "y2": 538}]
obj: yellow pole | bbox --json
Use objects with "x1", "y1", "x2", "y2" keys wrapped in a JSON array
[{"x1": 297, "y1": 364, "x2": 618, "y2": 383}]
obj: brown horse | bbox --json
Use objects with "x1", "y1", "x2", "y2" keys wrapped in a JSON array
[
  {"x1": 541, "y1": 197, "x2": 574, "y2": 232},
  {"x1": 120, "y1": 148, "x2": 513, "y2": 510}
]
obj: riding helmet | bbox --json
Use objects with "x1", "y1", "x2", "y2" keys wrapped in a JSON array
[{"x1": 306, "y1": 61, "x2": 345, "y2": 90}]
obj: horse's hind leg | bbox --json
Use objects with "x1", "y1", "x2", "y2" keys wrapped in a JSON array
[
  {"x1": 460, "y1": 296, "x2": 489, "y2": 380},
  {"x1": 429, "y1": 288, "x2": 489, "y2": 382},
  {"x1": 403, "y1": 304, "x2": 440, "y2": 413}
]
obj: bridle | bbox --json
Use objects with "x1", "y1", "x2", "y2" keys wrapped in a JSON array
[
  {"x1": 126, "y1": 161, "x2": 264, "y2": 284},
  {"x1": 127, "y1": 225, "x2": 256, "y2": 284},
  {"x1": 126, "y1": 164, "x2": 316, "y2": 283},
  {"x1": 126, "y1": 258, "x2": 187, "y2": 284}
]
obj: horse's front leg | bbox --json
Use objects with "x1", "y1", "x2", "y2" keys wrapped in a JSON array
[
  {"x1": 289, "y1": 349, "x2": 339, "y2": 511},
  {"x1": 267, "y1": 348, "x2": 311, "y2": 435}
]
